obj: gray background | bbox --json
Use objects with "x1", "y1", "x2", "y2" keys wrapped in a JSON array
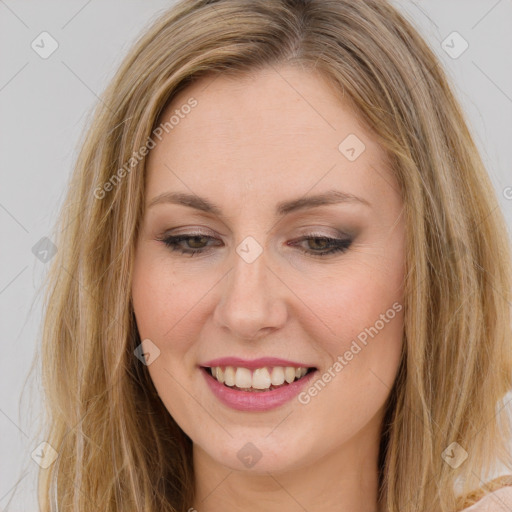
[{"x1": 1, "y1": 1, "x2": 511, "y2": 510}]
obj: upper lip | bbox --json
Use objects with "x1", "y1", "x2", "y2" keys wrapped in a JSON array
[{"x1": 201, "y1": 357, "x2": 316, "y2": 369}]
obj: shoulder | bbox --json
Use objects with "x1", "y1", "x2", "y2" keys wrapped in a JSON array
[{"x1": 460, "y1": 486, "x2": 512, "y2": 511}]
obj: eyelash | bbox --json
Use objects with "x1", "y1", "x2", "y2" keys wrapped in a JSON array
[{"x1": 158, "y1": 233, "x2": 352, "y2": 258}]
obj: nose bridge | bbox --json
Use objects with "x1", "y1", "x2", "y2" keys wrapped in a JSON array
[
  {"x1": 213, "y1": 239, "x2": 286, "y2": 339},
  {"x1": 229, "y1": 229, "x2": 270, "y2": 295}
]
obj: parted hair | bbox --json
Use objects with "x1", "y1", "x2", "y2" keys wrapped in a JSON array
[{"x1": 28, "y1": 0, "x2": 512, "y2": 511}]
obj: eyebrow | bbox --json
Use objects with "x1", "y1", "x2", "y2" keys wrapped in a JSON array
[{"x1": 147, "y1": 189, "x2": 371, "y2": 216}]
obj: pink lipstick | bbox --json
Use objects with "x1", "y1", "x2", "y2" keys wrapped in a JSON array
[{"x1": 200, "y1": 357, "x2": 317, "y2": 411}]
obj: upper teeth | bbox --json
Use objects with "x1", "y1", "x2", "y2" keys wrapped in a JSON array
[{"x1": 211, "y1": 366, "x2": 309, "y2": 389}]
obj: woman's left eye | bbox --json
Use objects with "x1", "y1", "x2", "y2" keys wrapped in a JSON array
[{"x1": 158, "y1": 233, "x2": 352, "y2": 257}]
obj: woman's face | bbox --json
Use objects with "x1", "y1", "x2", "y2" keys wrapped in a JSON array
[{"x1": 131, "y1": 65, "x2": 405, "y2": 476}]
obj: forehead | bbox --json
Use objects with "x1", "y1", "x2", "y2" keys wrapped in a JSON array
[{"x1": 144, "y1": 65, "x2": 399, "y2": 215}]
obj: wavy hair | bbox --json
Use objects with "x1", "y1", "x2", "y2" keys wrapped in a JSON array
[{"x1": 29, "y1": 0, "x2": 512, "y2": 511}]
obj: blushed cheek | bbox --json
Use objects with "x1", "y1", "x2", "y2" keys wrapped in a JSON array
[
  {"x1": 131, "y1": 259, "x2": 207, "y2": 361},
  {"x1": 310, "y1": 268, "x2": 404, "y2": 368},
  {"x1": 132, "y1": 255, "x2": 174, "y2": 343}
]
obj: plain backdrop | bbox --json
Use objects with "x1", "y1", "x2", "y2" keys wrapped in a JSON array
[{"x1": 1, "y1": 1, "x2": 511, "y2": 510}]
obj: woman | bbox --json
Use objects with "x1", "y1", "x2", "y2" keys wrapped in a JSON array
[{"x1": 35, "y1": 0, "x2": 512, "y2": 511}]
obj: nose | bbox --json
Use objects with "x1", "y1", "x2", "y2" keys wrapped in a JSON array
[{"x1": 212, "y1": 246, "x2": 288, "y2": 341}]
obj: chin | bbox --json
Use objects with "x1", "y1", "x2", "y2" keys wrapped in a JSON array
[{"x1": 196, "y1": 430, "x2": 316, "y2": 475}]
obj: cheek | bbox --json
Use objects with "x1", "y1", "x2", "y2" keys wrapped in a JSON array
[
  {"x1": 298, "y1": 260, "x2": 404, "y2": 350},
  {"x1": 295, "y1": 268, "x2": 403, "y2": 432},
  {"x1": 131, "y1": 248, "x2": 236, "y2": 375},
  {"x1": 131, "y1": 251, "x2": 207, "y2": 430},
  {"x1": 295, "y1": 258, "x2": 404, "y2": 419},
  {"x1": 131, "y1": 249, "x2": 199, "y2": 352}
]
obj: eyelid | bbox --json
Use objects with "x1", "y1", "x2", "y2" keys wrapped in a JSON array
[
  {"x1": 160, "y1": 226, "x2": 218, "y2": 238},
  {"x1": 293, "y1": 226, "x2": 353, "y2": 240}
]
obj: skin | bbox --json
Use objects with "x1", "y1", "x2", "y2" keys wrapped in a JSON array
[{"x1": 131, "y1": 64, "x2": 406, "y2": 512}]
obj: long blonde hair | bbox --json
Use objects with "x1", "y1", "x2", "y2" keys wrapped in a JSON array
[{"x1": 30, "y1": 0, "x2": 512, "y2": 510}]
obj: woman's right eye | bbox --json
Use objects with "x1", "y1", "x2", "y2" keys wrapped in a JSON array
[{"x1": 159, "y1": 234, "x2": 221, "y2": 256}]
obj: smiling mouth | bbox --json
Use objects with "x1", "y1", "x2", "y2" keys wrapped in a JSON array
[{"x1": 202, "y1": 365, "x2": 317, "y2": 392}]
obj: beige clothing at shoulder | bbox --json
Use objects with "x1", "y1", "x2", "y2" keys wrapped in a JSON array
[{"x1": 460, "y1": 486, "x2": 512, "y2": 511}]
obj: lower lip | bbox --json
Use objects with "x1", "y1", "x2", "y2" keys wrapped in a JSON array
[{"x1": 201, "y1": 367, "x2": 317, "y2": 411}]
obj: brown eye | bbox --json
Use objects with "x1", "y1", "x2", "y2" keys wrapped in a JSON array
[
  {"x1": 290, "y1": 236, "x2": 353, "y2": 257},
  {"x1": 159, "y1": 234, "x2": 221, "y2": 256},
  {"x1": 307, "y1": 237, "x2": 331, "y2": 250},
  {"x1": 187, "y1": 236, "x2": 209, "y2": 248}
]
